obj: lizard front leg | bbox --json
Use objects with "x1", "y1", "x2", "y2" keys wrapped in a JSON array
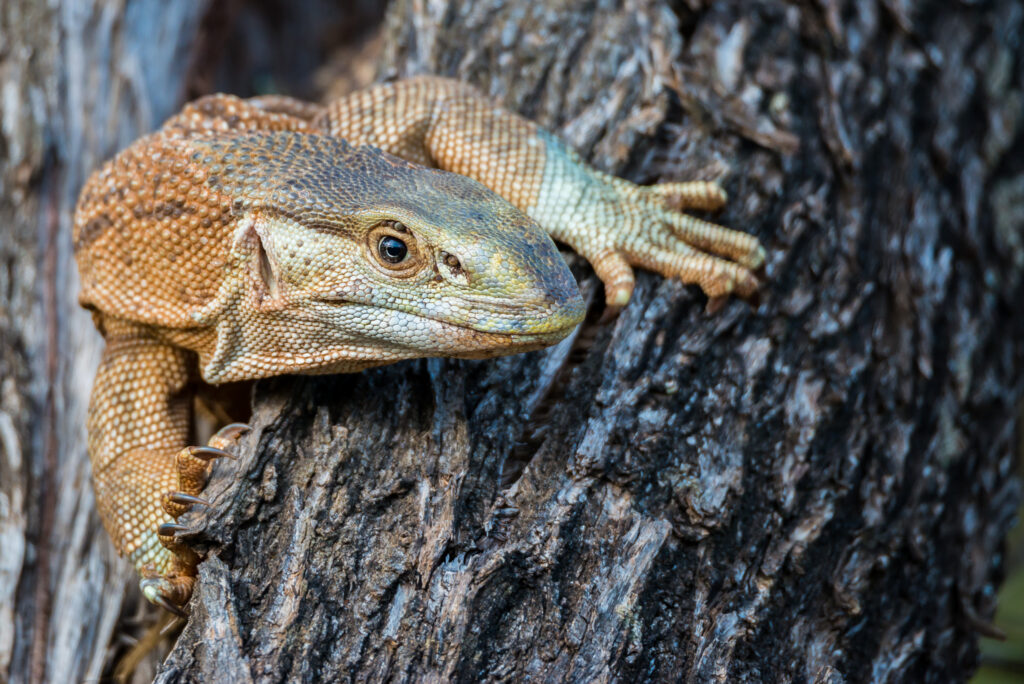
[
  {"x1": 88, "y1": 323, "x2": 243, "y2": 612},
  {"x1": 317, "y1": 76, "x2": 765, "y2": 309}
]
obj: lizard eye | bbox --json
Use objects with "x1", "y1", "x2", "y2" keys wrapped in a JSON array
[
  {"x1": 367, "y1": 222, "x2": 422, "y2": 276},
  {"x1": 378, "y1": 236, "x2": 408, "y2": 263}
]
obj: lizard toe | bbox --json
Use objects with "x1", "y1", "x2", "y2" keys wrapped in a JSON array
[
  {"x1": 160, "y1": 489, "x2": 210, "y2": 520},
  {"x1": 156, "y1": 521, "x2": 199, "y2": 563},
  {"x1": 589, "y1": 249, "x2": 636, "y2": 310},
  {"x1": 660, "y1": 210, "x2": 764, "y2": 268},
  {"x1": 162, "y1": 434, "x2": 242, "y2": 518},
  {"x1": 166, "y1": 491, "x2": 211, "y2": 507},
  {"x1": 209, "y1": 422, "x2": 251, "y2": 450},
  {"x1": 154, "y1": 521, "x2": 200, "y2": 606},
  {"x1": 140, "y1": 576, "x2": 193, "y2": 617},
  {"x1": 161, "y1": 446, "x2": 217, "y2": 518},
  {"x1": 646, "y1": 180, "x2": 728, "y2": 212}
]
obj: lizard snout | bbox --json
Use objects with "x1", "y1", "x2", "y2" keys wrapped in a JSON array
[{"x1": 439, "y1": 235, "x2": 584, "y2": 339}]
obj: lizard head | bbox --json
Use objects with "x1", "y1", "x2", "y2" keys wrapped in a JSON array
[{"x1": 193, "y1": 133, "x2": 585, "y2": 376}]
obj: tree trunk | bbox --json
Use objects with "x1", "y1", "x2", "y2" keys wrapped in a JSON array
[
  {"x1": 159, "y1": 1, "x2": 1024, "y2": 682},
  {"x1": 2, "y1": 0, "x2": 1022, "y2": 682}
]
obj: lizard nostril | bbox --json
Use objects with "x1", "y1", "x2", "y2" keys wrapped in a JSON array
[
  {"x1": 439, "y1": 251, "x2": 469, "y2": 285},
  {"x1": 442, "y1": 252, "x2": 461, "y2": 271}
]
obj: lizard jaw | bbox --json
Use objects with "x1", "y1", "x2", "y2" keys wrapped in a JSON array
[
  {"x1": 305, "y1": 298, "x2": 579, "y2": 356},
  {"x1": 326, "y1": 301, "x2": 582, "y2": 355},
  {"x1": 195, "y1": 302, "x2": 583, "y2": 383},
  {"x1": 313, "y1": 288, "x2": 585, "y2": 350}
]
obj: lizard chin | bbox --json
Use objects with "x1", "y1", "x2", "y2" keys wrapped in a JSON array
[
  {"x1": 442, "y1": 324, "x2": 577, "y2": 357},
  {"x1": 424, "y1": 329, "x2": 571, "y2": 360}
]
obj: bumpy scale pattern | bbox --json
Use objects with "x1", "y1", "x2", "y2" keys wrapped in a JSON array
[{"x1": 74, "y1": 76, "x2": 765, "y2": 610}]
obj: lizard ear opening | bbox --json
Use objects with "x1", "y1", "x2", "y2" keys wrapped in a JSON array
[
  {"x1": 243, "y1": 218, "x2": 284, "y2": 309},
  {"x1": 257, "y1": 234, "x2": 280, "y2": 300}
]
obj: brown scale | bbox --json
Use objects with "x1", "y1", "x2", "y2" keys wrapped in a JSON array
[{"x1": 74, "y1": 76, "x2": 766, "y2": 613}]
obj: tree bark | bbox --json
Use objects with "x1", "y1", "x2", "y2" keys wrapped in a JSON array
[
  {"x1": 157, "y1": 1, "x2": 1024, "y2": 682},
  {"x1": 2, "y1": 0, "x2": 1022, "y2": 682}
]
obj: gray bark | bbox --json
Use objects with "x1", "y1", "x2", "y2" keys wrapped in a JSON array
[{"x1": 1, "y1": 0, "x2": 1022, "y2": 682}]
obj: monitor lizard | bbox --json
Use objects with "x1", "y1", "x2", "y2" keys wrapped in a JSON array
[{"x1": 73, "y1": 76, "x2": 766, "y2": 614}]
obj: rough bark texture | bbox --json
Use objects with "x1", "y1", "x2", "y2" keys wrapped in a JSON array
[
  {"x1": 2, "y1": 0, "x2": 1022, "y2": 682},
  {"x1": 158, "y1": 1, "x2": 1024, "y2": 682}
]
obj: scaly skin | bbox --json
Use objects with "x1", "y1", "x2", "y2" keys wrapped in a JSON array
[{"x1": 73, "y1": 76, "x2": 765, "y2": 613}]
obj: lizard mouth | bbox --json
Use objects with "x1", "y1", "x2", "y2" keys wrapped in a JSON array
[
  {"x1": 314, "y1": 298, "x2": 580, "y2": 356},
  {"x1": 425, "y1": 318, "x2": 576, "y2": 358}
]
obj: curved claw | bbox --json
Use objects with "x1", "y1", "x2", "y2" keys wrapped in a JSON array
[
  {"x1": 189, "y1": 445, "x2": 236, "y2": 461},
  {"x1": 158, "y1": 522, "x2": 190, "y2": 536},
  {"x1": 140, "y1": 578, "x2": 187, "y2": 617},
  {"x1": 167, "y1": 491, "x2": 211, "y2": 507},
  {"x1": 153, "y1": 594, "x2": 186, "y2": 618},
  {"x1": 705, "y1": 296, "x2": 728, "y2": 315},
  {"x1": 215, "y1": 422, "x2": 252, "y2": 441}
]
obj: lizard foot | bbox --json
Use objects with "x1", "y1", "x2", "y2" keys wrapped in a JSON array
[
  {"x1": 555, "y1": 172, "x2": 766, "y2": 311},
  {"x1": 145, "y1": 422, "x2": 251, "y2": 613}
]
